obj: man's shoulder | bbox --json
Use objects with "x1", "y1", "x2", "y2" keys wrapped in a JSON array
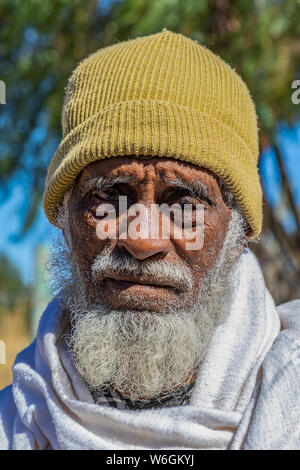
[
  {"x1": 0, "y1": 384, "x2": 14, "y2": 409},
  {"x1": 0, "y1": 385, "x2": 15, "y2": 449},
  {"x1": 261, "y1": 297, "x2": 300, "y2": 410},
  {"x1": 0, "y1": 340, "x2": 37, "y2": 449},
  {"x1": 262, "y1": 298, "x2": 300, "y2": 424},
  {"x1": 277, "y1": 298, "x2": 300, "y2": 332},
  {"x1": 267, "y1": 298, "x2": 300, "y2": 368},
  {"x1": 245, "y1": 299, "x2": 300, "y2": 449},
  {"x1": 277, "y1": 298, "x2": 300, "y2": 315}
]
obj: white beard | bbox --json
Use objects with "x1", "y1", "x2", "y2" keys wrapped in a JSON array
[{"x1": 49, "y1": 209, "x2": 246, "y2": 401}]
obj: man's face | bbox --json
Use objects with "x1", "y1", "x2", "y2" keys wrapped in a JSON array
[
  {"x1": 60, "y1": 156, "x2": 245, "y2": 399},
  {"x1": 67, "y1": 156, "x2": 232, "y2": 313}
]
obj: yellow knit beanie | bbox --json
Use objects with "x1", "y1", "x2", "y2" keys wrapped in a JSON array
[{"x1": 43, "y1": 28, "x2": 262, "y2": 238}]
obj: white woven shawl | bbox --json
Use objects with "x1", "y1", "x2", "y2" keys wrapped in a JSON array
[{"x1": 1, "y1": 248, "x2": 298, "y2": 450}]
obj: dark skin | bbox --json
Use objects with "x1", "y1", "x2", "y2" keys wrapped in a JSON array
[{"x1": 66, "y1": 156, "x2": 239, "y2": 314}]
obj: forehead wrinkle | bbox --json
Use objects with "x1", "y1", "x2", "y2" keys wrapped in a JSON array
[
  {"x1": 107, "y1": 161, "x2": 159, "y2": 189},
  {"x1": 156, "y1": 161, "x2": 219, "y2": 186}
]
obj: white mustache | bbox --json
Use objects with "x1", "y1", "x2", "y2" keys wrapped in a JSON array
[{"x1": 91, "y1": 250, "x2": 194, "y2": 291}]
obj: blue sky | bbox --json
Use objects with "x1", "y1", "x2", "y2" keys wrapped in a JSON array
[
  {"x1": 259, "y1": 122, "x2": 300, "y2": 233},
  {"x1": 0, "y1": 188, "x2": 53, "y2": 284},
  {"x1": 1, "y1": 121, "x2": 300, "y2": 285}
]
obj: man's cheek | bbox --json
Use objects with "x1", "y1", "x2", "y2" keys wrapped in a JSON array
[
  {"x1": 69, "y1": 219, "x2": 98, "y2": 268},
  {"x1": 205, "y1": 210, "x2": 230, "y2": 241},
  {"x1": 73, "y1": 211, "x2": 102, "y2": 244},
  {"x1": 182, "y1": 226, "x2": 225, "y2": 274}
]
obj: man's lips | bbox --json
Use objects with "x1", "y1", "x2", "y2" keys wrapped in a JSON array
[{"x1": 102, "y1": 275, "x2": 180, "y2": 292}]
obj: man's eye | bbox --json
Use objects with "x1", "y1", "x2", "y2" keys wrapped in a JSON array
[
  {"x1": 178, "y1": 198, "x2": 208, "y2": 209},
  {"x1": 91, "y1": 188, "x2": 119, "y2": 201},
  {"x1": 167, "y1": 189, "x2": 211, "y2": 209}
]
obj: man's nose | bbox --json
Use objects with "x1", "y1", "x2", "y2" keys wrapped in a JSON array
[
  {"x1": 117, "y1": 204, "x2": 172, "y2": 260},
  {"x1": 118, "y1": 236, "x2": 171, "y2": 260}
]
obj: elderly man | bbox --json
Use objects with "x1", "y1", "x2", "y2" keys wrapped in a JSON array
[{"x1": 0, "y1": 29, "x2": 299, "y2": 450}]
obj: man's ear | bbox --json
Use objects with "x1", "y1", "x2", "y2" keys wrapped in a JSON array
[
  {"x1": 59, "y1": 187, "x2": 73, "y2": 249},
  {"x1": 245, "y1": 220, "x2": 253, "y2": 240},
  {"x1": 61, "y1": 204, "x2": 73, "y2": 250},
  {"x1": 62, "y1": 225, "x2": 72, "y2": 250}
]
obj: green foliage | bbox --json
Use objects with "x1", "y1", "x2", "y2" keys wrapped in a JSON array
[{"x1": 0, "y1": 253, "x2": 28, "y2": 313}]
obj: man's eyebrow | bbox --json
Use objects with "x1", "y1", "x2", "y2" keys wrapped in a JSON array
[
  {"x1": 161, "y1": 175, "x2": 214, "y2": 203},
  {"x1": 82, "y1": 175, "x2": 134, "y2": 194}
]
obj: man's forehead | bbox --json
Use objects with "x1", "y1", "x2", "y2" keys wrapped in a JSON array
[{"x1": 75, "y1": 156, "x2": 219, "y2": 189}]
